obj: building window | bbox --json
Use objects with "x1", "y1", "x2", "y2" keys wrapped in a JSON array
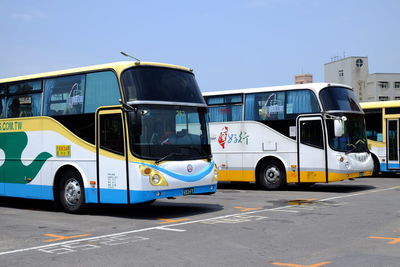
[
  {"x1": 356, "y1": 59, "x2": 364, "y2": 68},
  {"x1": 378, "y1": 81, "x2": 389, "y2": 89},
  {"x1": 338, "y1": 70, "x2": 344, "y2": 77},
  {"x1": 378, "y1": 96, "x2": 389, "y2": 101},
  {"x1": 394, "y1": 82, "x2": 400, "y2": 88}
]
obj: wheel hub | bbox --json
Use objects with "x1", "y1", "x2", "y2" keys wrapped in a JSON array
[
  {"x1": 265, "y1": 166, "x2": 280, "y2": 183},
  {"x1": 64, "y1": 178, "x2": 81, "y2": 206}
]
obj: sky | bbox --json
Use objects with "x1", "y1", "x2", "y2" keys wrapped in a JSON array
[{"x1": 0, "y1": 0, "x2": 399, "y2": 92}]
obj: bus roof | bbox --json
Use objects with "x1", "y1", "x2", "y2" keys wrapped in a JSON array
[
  {"x1": 0, "y1": 61, "x2": 193, "y2": 84},
  {"x1": 360, "y1": 100, "x2": 400, "y2": 109},
  {"x1": 202, "y1": 83, "x2": 352, "y2": 96}
]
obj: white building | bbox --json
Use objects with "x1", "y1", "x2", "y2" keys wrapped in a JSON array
[{"x1": 324, "y1": 56, "x2": 400, "y2": 102}]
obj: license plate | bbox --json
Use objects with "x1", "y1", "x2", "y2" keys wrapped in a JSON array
[{"x1": 183, "y1": 188, "x2": 194, "y2": 195}]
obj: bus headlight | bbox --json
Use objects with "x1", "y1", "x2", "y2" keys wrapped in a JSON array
[
  {"x1": 212, "y1": 167, "x2": 218, "y2": 182},
  {"x1": 152, "y1": 174, "x2": 160, "y2": 184},
  {"x1": 149, "y1": 172, "x2": 168, "y2": 186},
  {"x1": 140, "y1": 166, "x2": 168, "y2": 186},
  {"x1": 345, "y1": 161, "x2": 351, "y2": 169}
]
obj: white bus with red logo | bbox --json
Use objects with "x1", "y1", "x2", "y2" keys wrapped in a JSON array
[{"x1": 203, "y1": 83, "x2": 373, "y2": 189}]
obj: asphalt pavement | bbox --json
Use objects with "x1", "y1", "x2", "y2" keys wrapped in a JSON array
[{"x1": 0, "y1": 176, "x2": 399, "y2": 267}]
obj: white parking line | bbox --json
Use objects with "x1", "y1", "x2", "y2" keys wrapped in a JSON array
[
  {"x1": 319, "y1": 186, "x2": 400, "y2": 202},
  {"x1": 0, "y1": 185, "x2": 398, "y2": 257},
  {"x1": 269, "y1": 208, "x2": 299, "y2": 213},
  {"x1": 155, "y1": 227, "x2": 187, "y2": 232}
]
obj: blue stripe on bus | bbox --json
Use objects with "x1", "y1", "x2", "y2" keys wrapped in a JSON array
[
  {"x1": 130, "y1": 161, "x2": 215, "y2": 182},
  {"x1": 85, "y1": 188, "x2": 98, "y2": 203},
  {"x1": 99, "y1": 188, "x2": 127, "y2": 204},
  {"x1": 380, "y1": 163, "x2": 400, "y2": 172},
  {"x1": 0, "y1": 183, "x2": 53, "y2": 200},
  {"x1": 1, "y1": 183, "x2": 216, "y2": 204}
]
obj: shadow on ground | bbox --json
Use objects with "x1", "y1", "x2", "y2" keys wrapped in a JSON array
[
  {"x1": 217, "y1": 180, "x2": 377, "y2": 193},
  {"x1": 0, "y1": 196, "x2": 223, "y2": 220}
]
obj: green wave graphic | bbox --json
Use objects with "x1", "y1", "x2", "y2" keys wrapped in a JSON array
[{"x1": 0, "y1": 132, "x2": 52, "y2": 184}]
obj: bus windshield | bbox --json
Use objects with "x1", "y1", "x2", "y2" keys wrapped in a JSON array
[
  {"x1": 128, "y1": 105, "x2": 211, "y2": 160},
  {"x1": 326, "y1": 113, "x2": 368, "y2": 153},
  {"x1": 319, "y1": 86, "x2": 361, "y2": 112},
  {"x1": 121, "y1": 67, "x2": 205, "y2": 104}
]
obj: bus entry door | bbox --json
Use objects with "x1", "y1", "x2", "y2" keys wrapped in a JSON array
[
  {"x1": 96, "y1": 109, "x2": 129, "y2": 204},
  {"x1": 297, "y1": 116, "x2": 327, "y2": 183},
  {"x1": 387, "y1": 119, "x2": 400, "y2": 170}
]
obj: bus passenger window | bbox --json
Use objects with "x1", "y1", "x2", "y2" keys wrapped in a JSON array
[
  {"x1": 8, "y1": 80, "x2": 42, "y2": 95},
  {"x1": 85, "y1": 71, "x2": 120, "y2": 113},
  {"x1": 363, "y1": 109, "x2": 382, "y2": 141},
  {"x1": 206, "y1": 95, "x2": 243, "y2": 122},
  {"x1": 245, "y1": 92, "x2": 285, "y2": 121},
  {"x1": 44, "y1": 75, "x2": 86, "y2": 116},
  {"x1": 6, "y1": 94, "x2": 42, "y2": 118},
  {"x1": 0, "y1": 97, "x2": 4, "y2": 118}
]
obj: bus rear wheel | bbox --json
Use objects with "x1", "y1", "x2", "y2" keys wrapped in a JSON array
[
  {"x1": 59, "y1": 170, "x2": 86, "y2": 213},
  {"x1": 257, "y1": 160, "x2": 286, "y2": 190}
]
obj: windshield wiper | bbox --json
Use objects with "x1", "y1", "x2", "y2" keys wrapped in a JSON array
[
  {"x1": 345, "y1": 145, "x2": 358, "y2": 154},
  {"x1": 345, "y1": 139, "x2": 367, "y2": 154},
  {"x1": 155, "y1": 152, "x2": 185, "y2": 164}
]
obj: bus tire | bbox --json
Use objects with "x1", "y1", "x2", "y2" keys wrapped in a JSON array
[
  {"x1": 59, "y1": 170, "x2": 86, "y2": 213},
  {"x1": 372, "y1": 155, "x2": 380, "y2": 177},
  {"x1": 257, "y1": 159, "x2": 286, "y2": 190}
]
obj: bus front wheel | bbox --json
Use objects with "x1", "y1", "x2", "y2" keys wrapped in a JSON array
[
  {"x1": 257, "y1": 160, "x2": 286, "y2": 190},
  {"x1": 59, "y1": 170, "x2": 86, "y2": 213},
  {"x1": 372, "y1": 155, "x2": 380, "y2": 177}
]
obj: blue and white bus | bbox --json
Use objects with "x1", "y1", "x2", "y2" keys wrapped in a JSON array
[
  {"x1": 0, "y1": 61, "x2": 217, "y2": 213},
  {"x1": 361, "y1": 100, "x2": 400, "y2": 175}
]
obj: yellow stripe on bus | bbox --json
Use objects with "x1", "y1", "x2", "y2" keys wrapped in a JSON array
[{"x1": 217, "y1": 169, "x2": 373, "y2": 183}]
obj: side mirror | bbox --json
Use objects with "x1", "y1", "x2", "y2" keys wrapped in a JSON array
[{"x1": 334, "y1": 119, "x2": 344, "y2": 137}]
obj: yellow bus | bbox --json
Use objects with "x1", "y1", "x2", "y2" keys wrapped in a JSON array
[
  {"x1": 0, "y1": 61, "x2": 217, "y2": 213},
  {"x1": 361, "y1": 100, "x2": 400, "y2": 175}
]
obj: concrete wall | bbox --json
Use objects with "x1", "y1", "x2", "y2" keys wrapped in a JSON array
[{"x1": 324, "y1": 56, "x2": 400, "y2": 102}]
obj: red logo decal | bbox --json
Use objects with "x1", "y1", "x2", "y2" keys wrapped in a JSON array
[{"x1": 218, "y1": 127, "x2": 228, "y2": 149}]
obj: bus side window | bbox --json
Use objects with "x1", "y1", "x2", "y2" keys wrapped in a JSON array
[
  {"x1": 364, "y1": 108, "x2": 382, "y2": 141},
  {"x1": 0, "y1": 84, "x2": 5, "y2": 118},
  {"x1": 206, "y1": 95, "x2": 242, "y2": 122},
  {"x1": 4, "y1": 80, "x2": 43, "y2": 118},
  {"x1": 44, "y1": 75, "x2": 85, "y2": 116},
  {"x1": 6, "y1": 94, "x2": 42, "y2": 118},
  {"x1": 99, "y1": 114, "x2": 124, "y2": 155},
  {"x1": 0, "y1": 97, "x2": 4, "y2": 118},
  {"x1": 85, "y1": 71, "x2": 120, "y2": 113},
  {"x1": 300, "y1": 120, "x2": 324, "y2": 149},
  {"x1": 244, "y1": 92, "x2": 285, "y2": 121}
]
